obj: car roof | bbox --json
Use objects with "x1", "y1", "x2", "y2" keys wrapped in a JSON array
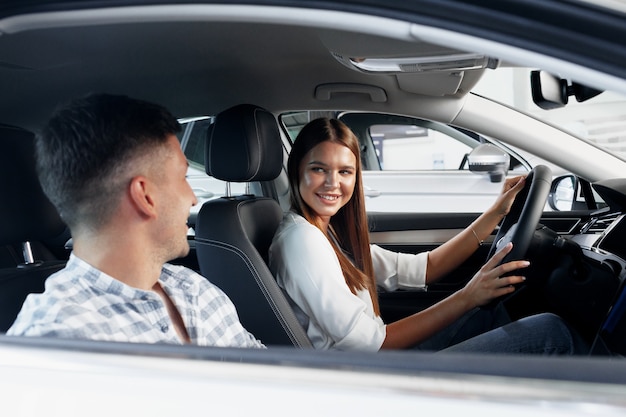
[{"x1": 1, "y1": 0, "x2": 625, "y2": 132}]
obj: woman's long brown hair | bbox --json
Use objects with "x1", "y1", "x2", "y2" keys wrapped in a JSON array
[{"x1": 287, "y1": 118, "x2": 380, "y2": 315}]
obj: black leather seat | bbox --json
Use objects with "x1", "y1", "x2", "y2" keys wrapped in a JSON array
[
  {"x1": 0, "y1": 124, "x2": 67, "y2": 332},
  {"x1": 194, "y1": 104, "x2": 312, "y2": 347}
]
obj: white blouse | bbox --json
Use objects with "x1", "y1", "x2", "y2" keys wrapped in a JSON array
[{"x1": 268, "y1": 212, "x2": 428, "y2": 351}]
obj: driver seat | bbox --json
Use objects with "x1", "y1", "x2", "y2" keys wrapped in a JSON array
[{"x1": 194, "y1": 104, "x2": 312, "y2": 347}]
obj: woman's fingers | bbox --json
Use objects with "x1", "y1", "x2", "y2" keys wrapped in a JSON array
[
  {"x1": 508, "y1": 176, "x2": 526, "y2": 199},
  {"x1": 496, "y1": 175, "x2": 526, "y2": 215},
  {"x1": 483, "y1": 243, "x2": 529, "y2": 288},
  {"x1": 464, "y1": 242, "x2": 530, "y2": 307},
  {"x1": 483, "y1": 242, "x2": 513, "y2": 269},
  {"x1": 503, "y1": 175, "x2": 526, "y2": 194},
  {"x1": 494, "y1": 274, "x2": 526, "y2": 288},
  {"x1": 497, "y1": 258, "x2": 530, "y2": 276},
  {"x1": 484, "y1": 242, "x2": 530, "y2": 272}
]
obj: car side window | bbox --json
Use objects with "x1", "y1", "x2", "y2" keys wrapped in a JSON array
[
  {"x1": 281, "y1": 111, "x2": 526, "y2": 171},
  {"x1": 369, "y1": 124, "x2": 473, "y2": 170},
  {"x1": 178, "y1": 117, "x2": 214, "y2": 168},
  {"x1": 338, "y1": 113, "x2": 528, "y2": 172},
  {"x1": 280, "y1": 111, "x2": 536, "y2": 213},
  {"x1": 177, "y1": 117, "x2": 247, "y2": 213}
]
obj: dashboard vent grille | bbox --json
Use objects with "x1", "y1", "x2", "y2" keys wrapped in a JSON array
[{"x1": 582, "y1": 213, "x2": 622, "y2": 234}]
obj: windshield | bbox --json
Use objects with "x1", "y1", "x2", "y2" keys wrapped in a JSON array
[{"x1": 473, "y1": 67, "x2": 626, "y2": 161}]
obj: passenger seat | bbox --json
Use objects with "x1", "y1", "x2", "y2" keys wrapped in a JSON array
[{"x1": 0, "y1": 124, "x2": 67, "y2": 332}]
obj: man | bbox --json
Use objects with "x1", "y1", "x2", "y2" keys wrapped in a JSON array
[{"x1": 8, "y1": 94, "x2": 264, "y2": 348}]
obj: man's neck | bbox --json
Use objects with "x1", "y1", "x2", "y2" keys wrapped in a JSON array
[{"x1": 73, "y1": 236, "x2": 162, "y2": 290}]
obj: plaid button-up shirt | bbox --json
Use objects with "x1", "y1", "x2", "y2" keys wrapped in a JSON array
[{"x1": 8, "y1": 254, "x2": 264, "y2": 348}]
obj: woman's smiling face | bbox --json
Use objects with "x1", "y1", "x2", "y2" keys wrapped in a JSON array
[{"x1": 298, "y1": 140, "x2": 357, "y2": 230}]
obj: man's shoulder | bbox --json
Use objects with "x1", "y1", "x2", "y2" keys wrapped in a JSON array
[
  {"x1": 161, "y1": 263, "x2": 223, "y2": 294},
  {"x1": 7, "y1": 286, "x2": 94, "y2": 337},
  {"x1": 7, "y1": 258, "x2": 125, "y2": 337},
  {"x1": 161, "y1": 263, "x2": 205, "y2": 285},
  {"x1": 29, "y1": 260, "x2": 91, "y2": 297}
]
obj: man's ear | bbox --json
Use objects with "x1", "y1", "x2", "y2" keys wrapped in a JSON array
[{"x1": 128, "y1": 176, "x2": 157, "y2": 218}]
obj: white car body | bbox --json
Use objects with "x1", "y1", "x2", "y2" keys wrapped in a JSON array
[{"x1": 3, "y1": 338, "x2": 626, "y2": 417}]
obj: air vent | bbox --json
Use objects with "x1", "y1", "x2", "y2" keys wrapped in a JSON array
[{"x1": 581, "y1": 213, "x2": 623, "y2": 234}]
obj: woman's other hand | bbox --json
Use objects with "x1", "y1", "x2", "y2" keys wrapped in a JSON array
[
  {"x1": 492, "y1": 175, "x2": 526, "y2": 217},
  {"x1": 459, "y1": 242, "x2": 529, "y2": 308}
]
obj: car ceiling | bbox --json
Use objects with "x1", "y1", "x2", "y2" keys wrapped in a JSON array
[
  {"x1": 1, "y1": 1, "x2": 625, "y2": 134},
  {"x1": 0, "y1": 4, "x2": 493, "y2": 131}
]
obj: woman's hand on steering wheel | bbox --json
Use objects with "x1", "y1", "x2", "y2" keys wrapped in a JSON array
[
  {"x1": 460, "y1": 242, "x2": 530, "y2": 308},
  {"x1": 491, "y1": 175, "x2": 526, "y2": 217}
]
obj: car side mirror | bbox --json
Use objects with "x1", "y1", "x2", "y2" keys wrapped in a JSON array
[
  {"x1": 548, "y1": 175, "x2": 577, "y2": 211},
  {"x1": 468, "y1": 143, "x2": 509, "y2": 183}
]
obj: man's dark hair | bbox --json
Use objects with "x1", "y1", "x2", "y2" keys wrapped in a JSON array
[{"x1": 36, "y1": 93, "x2": 181, "y2": 231}]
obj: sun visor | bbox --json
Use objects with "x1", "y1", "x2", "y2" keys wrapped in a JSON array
[{"x1": 396, "y1": 72, "x2": 464, "y2": 96}]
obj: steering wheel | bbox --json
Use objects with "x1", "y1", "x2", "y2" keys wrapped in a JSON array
[{"x1": 487, "y1": 165, "x2": 553, "y2": 268}]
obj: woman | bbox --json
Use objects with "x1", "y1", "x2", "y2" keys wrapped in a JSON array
[{"x1": 269, "y1": 117, "x2": 585, "y2": 354}]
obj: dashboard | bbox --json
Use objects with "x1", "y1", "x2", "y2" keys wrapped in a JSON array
[{"x1": 566, "y1": 179, "x2": 626, "y2": 355}]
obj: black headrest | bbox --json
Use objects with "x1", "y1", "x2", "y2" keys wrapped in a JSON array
[
  {"x1": 0, "y1": 125, "x2": 66, "y2": 245},
  {"x1": 205, "y1": 104, "x2": 282, "y2": 182}
]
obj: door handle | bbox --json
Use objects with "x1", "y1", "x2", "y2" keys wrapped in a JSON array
[{"x1": 364, "y1": 187, "x2": 381, "y2": 198}]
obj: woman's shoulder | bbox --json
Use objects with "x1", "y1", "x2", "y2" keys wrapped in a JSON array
[
  {"x1": 273, "y1": 211, "x2": 327, "y2": 247},
  {"x1": 277, "y1": 211, "x2": 319, "y2": 235}
]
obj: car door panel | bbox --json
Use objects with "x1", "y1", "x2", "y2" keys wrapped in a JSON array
[{"x1": 369, "y1": 212, "x2": 487, "y2": 322}]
